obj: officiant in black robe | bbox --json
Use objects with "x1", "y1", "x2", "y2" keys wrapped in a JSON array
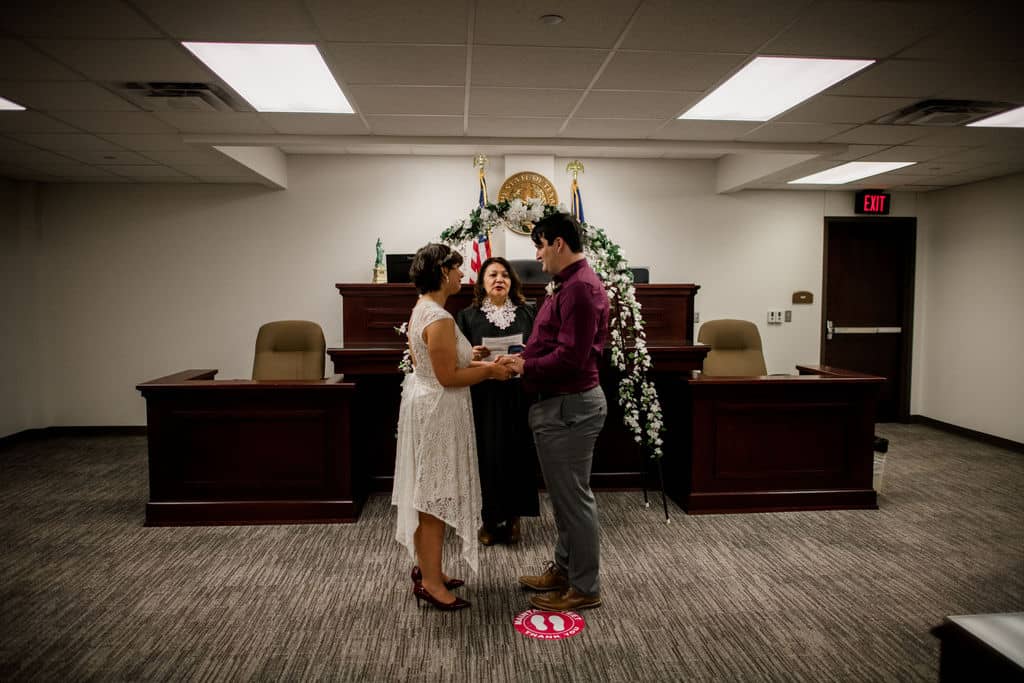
[{"x1": 456, "y1": 257, "x2": 539, "y2": 545}]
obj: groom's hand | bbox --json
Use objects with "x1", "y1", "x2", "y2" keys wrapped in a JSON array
[{"x1": 495, "y1": 355, "x2": 524, "y2": 376}]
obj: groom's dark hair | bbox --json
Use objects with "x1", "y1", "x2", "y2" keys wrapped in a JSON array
[{"x1": 531, "y1": 212, "x2": 584, "y2": 253}]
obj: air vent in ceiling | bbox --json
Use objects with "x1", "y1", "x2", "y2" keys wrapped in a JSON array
[
  {"x1": 875, "y1": 99, "x2": 1015, "y2": 126},
  {"x1": 117, "y1": 82, "x2": 236, "y2": 112}
]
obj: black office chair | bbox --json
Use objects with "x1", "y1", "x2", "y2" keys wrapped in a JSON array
[{"x1": 508, "y1": 259, "x2": 550, "y2": 284}]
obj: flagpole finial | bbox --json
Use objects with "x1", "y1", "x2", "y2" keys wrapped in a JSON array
[
  {"x1": 566, "y1": 160, "x2": 584, "y2": 180},
  {"x1": 473, "y1": 153, "x2": 488, "y2": 169}
]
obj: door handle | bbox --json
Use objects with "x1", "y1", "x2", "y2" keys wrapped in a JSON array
[{"x1": 826, "y1": 319, "x2": 833, "y2": 340}]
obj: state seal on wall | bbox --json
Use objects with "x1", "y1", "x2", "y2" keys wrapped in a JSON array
[{"x1": 497, "y1": 172, "x2": 559, "y2": 235}]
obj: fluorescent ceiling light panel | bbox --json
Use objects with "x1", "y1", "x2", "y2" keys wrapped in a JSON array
[
  {"x1": 680, "y1": 56, "x2": 874, "y2": 121},
  {"x1": 967, "y1": 105, "x2": 1024, "y2": 128},
  {"x1": 788, "y1": 161, "x2": 916, "y2": 184},
  {"x1": 182, "y1": 42, "x2": 352, "y2": 113},
  {"x1": 0, "y1": 96, "x2": 26, "y2": 110}
]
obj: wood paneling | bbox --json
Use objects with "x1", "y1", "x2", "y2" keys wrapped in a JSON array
[{"x1": 137, "y1": 370, "x2": 359, "y2": 525}]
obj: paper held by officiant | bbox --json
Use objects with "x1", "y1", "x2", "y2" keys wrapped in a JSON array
[{"x1": 481, "y1": 333, "x2": 524, "y2": 360}]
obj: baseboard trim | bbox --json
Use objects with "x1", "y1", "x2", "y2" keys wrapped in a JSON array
[
  {"x1": 910, "y1": 415, "x2": 1023, "y2": 454},
  {"x1": 0, "y1": 425, "x2": 147, "y2": 449}
]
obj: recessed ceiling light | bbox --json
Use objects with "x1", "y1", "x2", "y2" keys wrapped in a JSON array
[
  {"x1": 680, "y1": 56, "x2": 874, "y2": 122},
  {"x1": 182, "y1": 42, "x2": 353, "y2": 113},
  {"x1": 0, "y1": 96, "x2": 26, "y2": 111},
  {"x1": 967, "y1": 105, "x2": 1024, "y2": 128},
  {"x1": 788, "y1": 161, "x2": 916, "y2": 184},
  {"x1": 539, "y1": 14, "x2": 564, "y2": 25}
]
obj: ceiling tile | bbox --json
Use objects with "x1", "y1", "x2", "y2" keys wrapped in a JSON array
[
  {"x1": 0, "y1": 163, "x2": 61, "y2": 181},
  {"x1": 49, "y1": 111, "x2": 177, "y2": 134},
  {"x1": 763, "y1": 0, "x2": 948, "y2": 58},
  {"x1": 366, "y1": 116, "x2": 464, "y2": 136},
  {"x1": 475, "y1": 0, "x2": 639, "y2": 48},
  {"x1": 131, "y1": 0, "x2": 319, "y2": 41},
  {"x1": 21, "y1": 162, "x2": 118, "y2": 177},
  {"x1": 152, "y1": 112, "x2": 278, "y2": 134},
  {"x1": 35, "y1": 39, "x2": 212, "y2": 82},
  {"x1": 779, "y1": 96, "x2": 918, "y2": 125},
  {"x1": 655, "y1": 120, "x2": 760, "y2": 140},
  {"x1": 97, "y1": 134, "x2": 191, "y2": 151},
  {"x1": 348, "y1": 86, "x2": 464, "y2": 116},
  {"x1": 578, "y1": 91, "x2": 700, "y2": 119},
  {"x1": 561, "y1": 118, "x2": 663, "y2": 138},
  {"x1": 0, "y1": 1, "x2": 163, "y2": 38},
  {"x1": 466, "y1": 117, "x2": 564, "y2": 137},
  {"x1": 473, "y1": 46, "x2": 608, "y2": 89},
  {"x1": 325, "y1": 44, "x2": 467, "y2": 86},
  {"x1": 825, "y1": 125, "x2": 930, "y2": 145},
  {"x1": 100, "y1": 164, "x2": 188, "y2": 178},
  {"x1": 826, "y1": 144, "x2": 891, "y2": 160},
  {"x1": 137, "y1": 148, "x2": 235, "y2": 166},
  {"x1": 61, "y1": 149, "x2": 157, "y2": 165},
  {"x1": 0, "y1": 81, "x2": 137, "y2": 112},
  {"x1": 860, "y1": 145, "x2": 969, "y2": 163},
  {"x1": 173, "y1": 163, "x2": 254, "y2": 178},
  {"x1": 0, "y1": 148, "x2": 75, "y2": 165},
  {"x1": 0, "y1": 111, "x2": 78, "y2": 133},
  {"x1": 623, "y1": 0, "x2": 809, "y2": 53},
  {"x1": 896, "y1": 3, "x2": 1022, "y2": 61},
  {"x1": 0, "y1": 135, "x2": 34, "y2": 151},
  {"x1": 830, "y1": 60, "x2": 956, "y2": 98},
  {"x1": 0, "y1": 40, "x2": 82, "y2": 80},
  {"x1": 904, "y1": 127, "x2": 1024, "y2": 148},
  {"x1": 925, "y1": 146, "x2": 1024, "y2": 167},
  {"x1": 884, "y1": 160, "x2": 979, "y2": 176},
  {"x1": 740, "y1": 122, "x2": 855, "y2": 143},
  {"x1": 596, "y1": 52, "x2": 746, "y2": 91},
  {"x1": 307, "y1": 0, "x2": 469, "y2": 43},
  {"x1": 8, "y1": 132, "x2": 123, "y2": 152},
  {"x1": 471, "y1": 88, "x2": 582, "y2": 117},
  {"x1": 262, "y1": 114, "x2": 369, "y2": 135}
]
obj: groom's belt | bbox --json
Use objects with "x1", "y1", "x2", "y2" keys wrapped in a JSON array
[{"x1": 535, "y1": 384, "x2": 599, "y2": 402}]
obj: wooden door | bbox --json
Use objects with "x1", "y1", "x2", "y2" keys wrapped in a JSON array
[{"x1": 822, "y1": 217, "x2": 916, "y2": 421}]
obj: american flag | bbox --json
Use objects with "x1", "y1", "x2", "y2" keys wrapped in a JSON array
[{"x1": 469, "y1": 169, "x2": 491, "y2": 283}]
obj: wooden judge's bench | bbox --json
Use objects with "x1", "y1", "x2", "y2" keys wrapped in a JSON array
[{"x1": 328, "y1": 282, "x2": 708, "y2": 502}]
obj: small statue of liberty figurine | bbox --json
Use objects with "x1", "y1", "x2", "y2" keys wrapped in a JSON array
[{"x1": 372, "y1": 237, "x2": 387, "y2": 283}]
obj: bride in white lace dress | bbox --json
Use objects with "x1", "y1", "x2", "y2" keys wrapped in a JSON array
[{"x1": 392, "y1": 243, "x2": 515, "y2": 611}]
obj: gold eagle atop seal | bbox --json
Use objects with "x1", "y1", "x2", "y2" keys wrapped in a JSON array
[{"x1": 497, "y1": 171, "x2": 559, "y2": 235}]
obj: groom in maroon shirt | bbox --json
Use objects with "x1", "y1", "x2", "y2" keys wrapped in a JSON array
[{"x1": 502, "y1": 212, "x2": 609, "y2": 611}]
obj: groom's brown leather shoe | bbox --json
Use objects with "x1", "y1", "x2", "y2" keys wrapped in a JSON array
[
  {"x1": 518, "y1": 562, "x2": 569, "y2": 592},
  {"x1": 529, "y1": 588, "x2": 602, "y2": 611}
]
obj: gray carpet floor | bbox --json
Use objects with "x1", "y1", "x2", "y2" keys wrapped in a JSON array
[{"x1": 1, "y1": 423, "x2": 1022, "y2": 681}]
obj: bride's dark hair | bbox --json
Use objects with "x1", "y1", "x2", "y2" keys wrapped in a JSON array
[{"x1": 409, "y1": 243, "x2": 463, "y2": 294}]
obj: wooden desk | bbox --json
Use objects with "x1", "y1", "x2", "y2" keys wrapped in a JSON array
[
  {"x1": 331, "y1": 281, "x2": 704, "y2": 493},
  {"x1": 932, "y1": 613, "x2": 1024, "y2": 682},
  {"x1": 329, "y1": 346, "x2": 709, "y2": 492},
  {"x1": 669, "y1": 366, "x2": 884, "y2": 514},
  {"x1": 137, "y1": 370, "x2": 359, "y2": 526}
]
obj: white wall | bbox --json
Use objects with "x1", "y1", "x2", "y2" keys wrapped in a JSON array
[
  {"x1": 914, "y1": 173, "x2": 1024, "y2": 443},
  {"x1": 2, "y1": 156, "x2": 1021, "y2": 441},
  {"x1": 0, "y1": 180, "x2": 50, "y2": 437}
]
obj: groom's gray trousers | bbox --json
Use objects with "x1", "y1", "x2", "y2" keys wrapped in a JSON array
[{"x1": 528, "y1": 384, "x2": 607, "y2": 596}]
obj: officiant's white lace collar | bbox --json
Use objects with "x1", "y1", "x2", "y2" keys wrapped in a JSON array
[{"x1": 481, "y1": 298, "x2": 517, "y2": 330}]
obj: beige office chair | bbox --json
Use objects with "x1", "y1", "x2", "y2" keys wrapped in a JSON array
[
  {"x1": 252, "y1": 320, "x2": 326, "y2": 380},
  {"x1": 697, "y1": 319, "x2": 768, "y2": 376}
]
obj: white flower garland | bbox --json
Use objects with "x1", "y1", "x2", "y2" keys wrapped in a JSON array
[{"x1": 441, "y1": 199, "x2": 665, "y2": 459}]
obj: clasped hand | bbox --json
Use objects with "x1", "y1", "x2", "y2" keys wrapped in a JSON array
[{"x1": 494, "y1": 354, "x2": 524, "y2": 377}]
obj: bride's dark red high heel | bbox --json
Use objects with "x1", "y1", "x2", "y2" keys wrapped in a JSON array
[
  {"x1": 411, "y1": 565, "x2": 465, "y2": 590},
  {"x1": 412, "y1": 583, "x2": 471, "y2": 611}
]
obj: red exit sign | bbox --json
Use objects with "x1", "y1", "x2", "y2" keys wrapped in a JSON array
[{"x1": 855, "y1": 190, "x2": 891, "y2": 215}]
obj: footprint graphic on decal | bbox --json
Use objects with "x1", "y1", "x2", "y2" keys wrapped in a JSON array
[
  {"x1": 529, "y1": 614, "x2": 548, "y2": 631},
  {"x1": 548, "y1": 614, "x2": 566, "y2": 632}
]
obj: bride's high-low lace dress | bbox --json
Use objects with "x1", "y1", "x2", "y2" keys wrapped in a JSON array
[{"x1": 392, "y1": 299, "x2": 482, "y2": 572}]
